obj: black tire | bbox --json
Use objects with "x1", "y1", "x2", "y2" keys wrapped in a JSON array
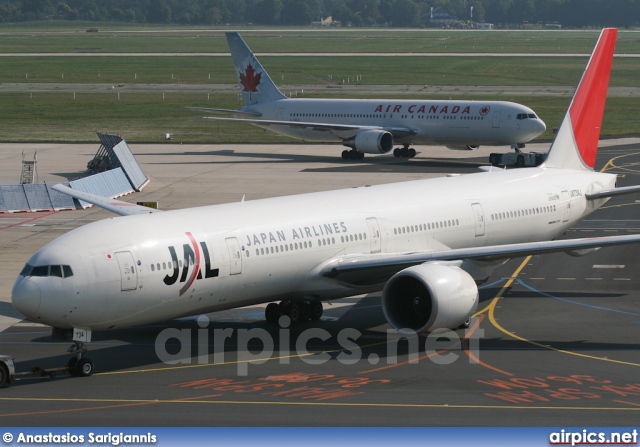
[
  {"x1": 393, "y1": 148, "x2": 400, "y2": 157},
  {"x1": 289, "y1": 302, "x2": 302, "y2": 323},
  {"x1": 265, "y1": 302, "x2": 280, "y2": 324},
  {"x1": 67, "y1": 357, "x2": 78, "y2": 376},
  {"x1": 357, "y1": 152, "x2": 365, "y2": 160},
  {"x1": 0, "y1": 363, "x2": 8, "y2": 388},
  {"x1": 400, "y1": 147, "x2": 409, "y2": 158},
  {"x1": 310, "y1": 300, "x2": 323, "y2": 320},
  {"x1": 341, "y1": 150, "x2": 349, "y2": 160},
  {"x1": 517, "y1": 155, "x2": 525, "y2": 167},
  {"x1": 408, "y1": 148, "x2": 416, "y2": 158},
  {"x1": 76, "y1": 358, "x2": 94, "y2": 377},
  {"x1": 299, "y1": 301, "x2": 311, "y2": 322}
]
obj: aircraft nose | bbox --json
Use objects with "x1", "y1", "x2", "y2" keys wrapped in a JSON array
[
  {"x1": 12, "y1": 277, "x2": 42, "y2": 317},
  {"x1": 535, "y1": 118, "x2": 547, "y2": 134}
]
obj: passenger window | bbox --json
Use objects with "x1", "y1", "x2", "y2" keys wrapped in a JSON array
[
  {"x1": 63, "y1": 265, "x2": 73, "y2": 278},
  {"x1": 50, "y1": 265, "x2": 63, "y2": 277}
]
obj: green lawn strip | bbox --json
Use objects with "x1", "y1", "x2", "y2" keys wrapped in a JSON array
[
  {"x1": 0, "y1": 92, "x2": 635, "y2": 143},
  {"x1": 1, "y1": 27, "x2": 639, "y2": 54},
  {"x1": 1, "y1": 55, "x2": 639, "y2": 86}
]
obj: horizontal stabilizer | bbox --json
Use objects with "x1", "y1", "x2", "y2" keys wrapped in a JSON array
[
  {"x1": 586, "y1": 184, "x2": 640, "y2": 200},
  {"x1": 52, "y1": 184, "x2": 161, "y2": 216},
  {"x1": 185, "y1": 106, "x2": 261, "y2": 117}
]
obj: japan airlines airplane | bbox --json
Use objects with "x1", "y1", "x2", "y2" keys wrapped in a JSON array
[
  {"x1": 11, "y1": 29, "x2": 640, "y2": 377},
  {"x1": 191, "y1": 32, "x2": 546, "y2": 159}
]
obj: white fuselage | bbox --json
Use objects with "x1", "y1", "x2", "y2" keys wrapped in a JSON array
[
  {"x1": 244, "y1": 98, "x2": 546, "y2": 146},
  {"x1": 12, "y1": 166, "x2": 614, "y2": 331}
]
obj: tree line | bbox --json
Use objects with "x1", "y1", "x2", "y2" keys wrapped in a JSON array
[{"x1": 4, "y1": 0, "x2": 639, "y2": 28}]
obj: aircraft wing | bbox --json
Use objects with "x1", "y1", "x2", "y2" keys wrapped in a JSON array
[
  {"x1": 320, "y1": 234, "x2": 640, "y2": 285},
  {"x1": 52, "y1": 184, "x2": 161, "y2": 216},
  {"x1": 185, "y1": 106, "x2": 262, "y2": 117},
  {"x1": 200, "y1": 116, "x2": 418, "y2": 139}
]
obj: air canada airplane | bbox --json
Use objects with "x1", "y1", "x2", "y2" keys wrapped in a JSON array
[
  {"x1": 191, "y1": 32, "x2": 546, "y2": 159},
  {"x1": 11, "y1": 29, "x2": 640, "y2": 377}
]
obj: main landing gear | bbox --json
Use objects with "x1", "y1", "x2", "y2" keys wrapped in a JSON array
[
  {"x1": 393, "y1": 146, "x2": 416, "y2": 158},
  {"x1": 341, "y1": 149, "x2": 365, "y2": 160},
  {"x1": 265, "y1": 299, "x2": 324, "y2": 324},
  {"x1": 66, "y1": 341, "x2": 94, "y2": 377}
]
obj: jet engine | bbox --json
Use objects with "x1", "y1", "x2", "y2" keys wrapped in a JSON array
[
  {"x1": 343, "y1": 130, "x2": 394, "y2": 154},
  {"x1": 446, "y1": 145, "x2": 479, "y2": 151},
  {"x1": 382, "y1": 262, "x2": 479, "y2": 334}
]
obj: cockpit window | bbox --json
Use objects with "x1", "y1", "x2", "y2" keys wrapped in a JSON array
[
  {"x1": 31, "y1": 265, "x2": 49, "y2": 277},
  {"x1": 517, "y1": 113, "x2": 538, "y2": 120},
  {"x1": 19, "y1": 263, "x2": 74, "y2": 278},
  {"x1": 20, "y1": 264, "x2": 33, "y2": 277}
]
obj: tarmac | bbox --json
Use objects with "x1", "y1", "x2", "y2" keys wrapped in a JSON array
[{"x1": 0, "y1": 139, "x2": 639, "y2": 425}]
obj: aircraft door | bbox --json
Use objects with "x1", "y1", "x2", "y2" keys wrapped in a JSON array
[
  {"x1": 277, "y1": 108, "x2": 285, "y2": 121},
  {"x1": 492, "y1": 111, "x2": 501, "y2": 128},
  {"x1": 471, "y1": 203, "x2": 485, "y2": 237},
  {"x1": 114, "y1": 251, "x2": 138, "y2": 291},
  {"x1": 366, "y1": 217, "x2": 381, "y2": 253},
  {"x1": 561, "y1": 191, "x2": 571, "y2": 222},
  {"x1": 226, "y1": 237, "x2": 242, "y2": 275}
]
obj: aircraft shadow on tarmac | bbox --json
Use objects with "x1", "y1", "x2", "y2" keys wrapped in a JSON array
[
  {"x1": 6, "y1": 292, "x2": 639, "y2": 386},
  {"x1": 479, "y1": 287, "x2": 627, "y2": 302},
  {"x1": 139, "y1": 149, "x2": 487, "y2": 174}
]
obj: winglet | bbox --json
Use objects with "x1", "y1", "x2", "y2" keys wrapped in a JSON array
[
  {"x1": 544, "y1": 28, "x2": 617, "y2": 170},
  {"x1": 225, "y1": 32, "x2": 286, "y2": 106}
]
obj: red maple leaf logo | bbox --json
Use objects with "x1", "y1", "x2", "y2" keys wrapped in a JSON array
[
  {"x1": 479, "y1": 106, "x2": 491, "y2": 116},
  {"x1": 240, "y1": 64, "x2": 261, "y2": 93}
]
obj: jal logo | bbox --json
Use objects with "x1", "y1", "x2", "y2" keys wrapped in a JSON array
[{"x1": 163, "y1": 232, "x2": 219, "y2": 296}]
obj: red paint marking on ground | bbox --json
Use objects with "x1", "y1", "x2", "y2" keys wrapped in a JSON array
[
  {"x1": 464, "y1": 315, "x2": 514, "y2": 377},
  {"x1": 0, "y1": 211, "x2": 57, "y2": 230}
]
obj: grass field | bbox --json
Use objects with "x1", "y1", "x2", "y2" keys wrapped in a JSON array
[
  {"x1": 1, "y1": 55, "x2": 639, "y2": 87},
  {"x1": 0, "y1": 92, "x2": 636, "y2": 144},
  {"x1": 0, "y1": 24, "x2": 639, "y2": 143},
  {"x1": 0, "y1": 56, "x2": 640, "y2": 87},
  {"x1": 2, "y1": 26, "x2": 640, "y2": 54}
]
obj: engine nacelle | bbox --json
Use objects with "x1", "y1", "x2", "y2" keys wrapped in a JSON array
[
  {"x1": 382, "y1": 262, "x2": 479, "y2": 334},
  {"x1": 343, "y1": 130, "x2": 394, "y2": 154},
  {"x1": 446, "y1": 145, "x2": 479, "y2": 151}
]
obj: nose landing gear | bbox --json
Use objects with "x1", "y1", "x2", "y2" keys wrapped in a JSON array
[{"x1": 67, "y1": 341, "x2": 94, "y2": 377}]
